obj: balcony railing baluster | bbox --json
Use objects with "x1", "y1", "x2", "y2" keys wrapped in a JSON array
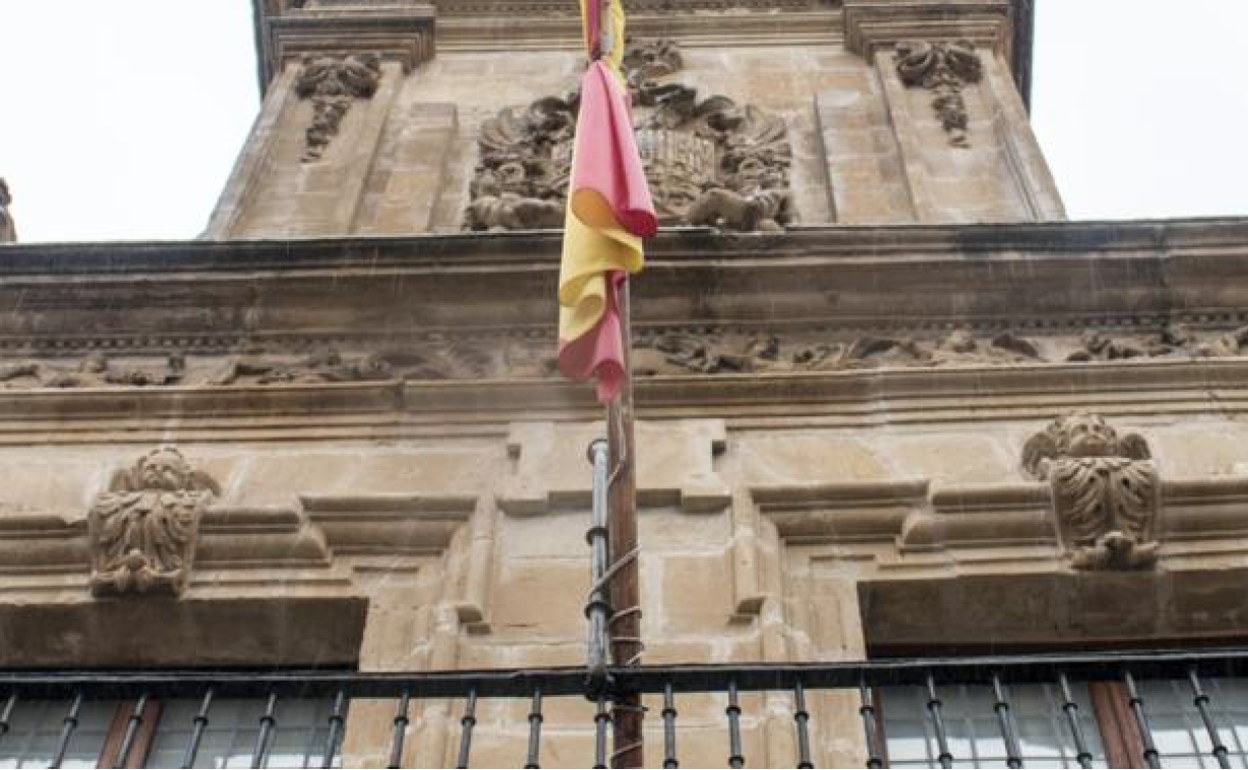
[
  {"x1": 252, "y1": 692, "x2": 279, "y2": 769},
  {"x1": 181, "y1": 687, "x2": 214, "y2": 769},
  {"x1": 525, "y1": 686, "x2": 543, "y2": 769},
  {"x1": 0, "y1": 692, "x2": 16, "y2": 748},
  {"x1": 593, "y1": 696, "x2": 611, "y2": 769},
  {"x1": 322, "y1": 688, "x2": 347, "y2": 769},
  {"x1": 726, "y1": 680, "x2": 745, "y2": 769},
  {"x1": 115, "y1": 692, "x2": 148, "y2": 768},
  {"x1": 49, "y1": 690, "x2": 82, "y2": 770},
  {"x1": 924, "y1": 673, "x2": 953, "y2": 769},
  {"x1": 1124, "y1": 670, "x2": 1162, "y2": 769},
  {"x1": 794, "y1": 681, "x2": 814, "y2": 769},
  {"x1": 991, "y1": 672, "x2": 1024, "y2": 769},
  {"x1": 859, "y1": 680, "x2": 884, "y2": 770},
  {"x1": 387, "y1": 689, "x2": 411, "y2": 770},
  {"x1": 456, "y1": 688, "x2": 477, "y2": 770},
  {"x1": 1057, "y1": 672, "x2": 1093, "y2": 769},
  {"x1": 662, "y1": 683, "x2": 679, "y2": 769},
  {"x1": 1188, "y1": 667, "x2": 1232, "y2": 769}
]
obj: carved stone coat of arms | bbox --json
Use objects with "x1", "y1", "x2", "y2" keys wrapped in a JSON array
[
  {"x1": 88, "y1": 447, "x2": 220, "y2": 597},
  {"x1": 466, "y1": 39, "x2": 793, "y2": 232},
  {"x1": 1022, "y1": 413, "x2": 1160, "y2": 570}
]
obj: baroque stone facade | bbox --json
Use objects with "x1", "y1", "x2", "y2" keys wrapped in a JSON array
[{"x1": 4, "y1": 1, "x2": 1248, "y2": 768}]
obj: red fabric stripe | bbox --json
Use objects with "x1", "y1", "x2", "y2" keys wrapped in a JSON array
[
  {"x1": 572, "y1": 61, "x2": 659, "y2": 238},
  {"x1": 585, "y1": 0, "x2": 601, "y2": 58},
  {"x1": 557, "y1": 271, "x2": 626, "y2": 404}
]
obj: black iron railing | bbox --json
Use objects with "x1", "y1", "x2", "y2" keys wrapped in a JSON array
[{"x1": 3, "y1": 647, "x2": 1248, "y2": 768}]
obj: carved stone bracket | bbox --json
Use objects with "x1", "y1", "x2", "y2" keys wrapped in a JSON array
[
  {"x1": 1023, "y1": 413, "x2": 1160, "y2": 571},
  {"x1": 895, "y1": 40, "x2": 983, "y2": 148},
  {"x1": 467, "y1": 39, "x2": 793, "y2": 232},
  {"x1": 89, "y1": 447, "x2": 220, "y2": 597},
  {"x1": 0, "y1": 178, "x2": 16, "y2": 244},
  {"x1": 295, "y1": 54, "x2": 383, "y2": 161}
]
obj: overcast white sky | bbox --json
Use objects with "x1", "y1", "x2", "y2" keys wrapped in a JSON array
[{"x1": 0, "y1": 0, "x2": 1244, "y2": 242}]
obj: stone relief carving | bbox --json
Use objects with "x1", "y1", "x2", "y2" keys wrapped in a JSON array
[
  {"x1": 294, "y1": 54, "x2": 382, "y2": 162},
  {"x1": 894, "y1": 40, "x2": 983, "y2": 148},
  {"x1": 0, "y1": 353, "x2": 184, "y2": 389},
  {"x1": 210, "y1": 342, "x2": 493, "y2": 385},
  {"x1": 0, "y1": 178, "x2": 16, "y2": 243},
  {"x1": 4, "y1": 323, "x2": 1248, "y2": 390},
  {"x1": 89, "y1": 447, "x2": 220, "y2": 596},
  {"x1": 467, "y1": 39, "x2": 793, "y2": 232},
  {"x1": 1022, "y1": 413, "x2": 1159, "y2": 570}
]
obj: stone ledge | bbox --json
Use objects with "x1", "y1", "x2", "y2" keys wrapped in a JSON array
[{"x1": 0, "y1": 359, "x2": 1247, "y2": 438}]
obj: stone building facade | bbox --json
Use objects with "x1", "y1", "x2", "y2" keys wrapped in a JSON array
[{"x1": 4, "y1": 0, "x2": 1248, "y2": 767}]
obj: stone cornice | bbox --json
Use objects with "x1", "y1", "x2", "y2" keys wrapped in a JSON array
[
  {"x1": 254, "y1": 2, "x2": 436, "y2": 91},
  {"x1": 843, "y1": 0, "x2": 1033, "y2": 106},
  {"x1": 843, "y1": 0, "x2": 1012, "y2": 55},
  {"x1": 2, "y1": 219, "x2": 1248, "y2": 434}
]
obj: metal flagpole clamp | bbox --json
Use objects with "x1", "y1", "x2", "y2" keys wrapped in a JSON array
[{"x1": 584, "y1": 439, "x2": 614, "y2": 697}]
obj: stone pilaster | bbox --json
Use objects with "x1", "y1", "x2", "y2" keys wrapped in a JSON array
[
  {"x1": 827, "y1": 0, "x2": 1065, "y2": 224},
  {"x1": 205, "y1": 1, "x2": 438, "y2": 238}
]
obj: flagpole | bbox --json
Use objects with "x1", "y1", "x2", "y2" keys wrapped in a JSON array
[{"x1": 607, "y1": 275, "x2": 644, "y2": 768}]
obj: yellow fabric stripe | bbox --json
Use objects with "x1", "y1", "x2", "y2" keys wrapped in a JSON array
[{"x1": 559, "y1": 0, "x2": 641, "y2": 345}]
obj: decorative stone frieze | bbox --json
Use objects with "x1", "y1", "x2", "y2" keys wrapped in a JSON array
[
  {"x1": 0, "y1": 178, "x2": 15, "y2": 243},
  {"x1": 1023, "y1": 413, "x2": 1159, "y2": 571},
  {"x1": 295, "y1": 54, "x2": 383, "y2": 161},
  {"x1": 467, "y1": 39, "x2": 793, "y2": 232},
  {"x1": 89, "y1": 447, "x2": 220, "y2": 597},
  {"x1": 0, "y1": 353, "x2": 183, "y2": 389},
  {"x1": 895, "y1": 40, "x2": 983, "y2": 147},
  {"x1": 6, "y1": 321, "x2": 1248, "y2": 393}
]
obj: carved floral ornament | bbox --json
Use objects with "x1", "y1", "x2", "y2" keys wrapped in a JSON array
[
  {"x1": 89, "y1": 447, "x2": 220, "y2": 597},
  {"x1": 1022, "y1": 414, "x2": 1159, "y2": 571},
  {"x1": 466, "y1": 38, "x2": 793, "y2": 233},
  {"x1": 294, "y1": 54, "x2": 382, "y2": 162},
  {"x1": 894, "y1": 40, "x2": 983, "y2": 148}
]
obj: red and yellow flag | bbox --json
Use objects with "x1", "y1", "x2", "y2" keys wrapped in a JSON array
[{"x1": 557, "y1": 0, "x2": 657, "y2": 403}]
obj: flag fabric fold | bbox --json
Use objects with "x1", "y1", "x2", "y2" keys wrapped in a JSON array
[{"x1": 557, "y1": 0, "x2": 656, "y2": 404}]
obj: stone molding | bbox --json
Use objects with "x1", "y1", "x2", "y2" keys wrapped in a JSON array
[
  {"x1": 259, "y1": 4, "x2": 436, "y2": 90},
  {"x1": 436, "y1": 0, "x2": 834, "y2": 15},
  {"x1": 749, "y1": 466, "x2": 1248, "y2": 571},
  {"x1": 499, "y1": 420, "x2": 730, "y2": 516},
  {"x1": 843, "y1": 0, "x2": 1012, "y2": 58},
  {"x1": 749, "y1": 472, "x2": 1248, "y2": 647}
]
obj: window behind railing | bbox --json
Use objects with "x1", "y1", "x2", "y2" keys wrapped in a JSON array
[
  {"x1": 4, "y1": 650, "x2": 1248, "y2": 768},
  {"x1": 0, "y1": 695, "x2": 342, "y2": 769}
]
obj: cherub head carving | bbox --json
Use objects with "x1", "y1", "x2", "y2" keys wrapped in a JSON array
[
  {"x1": 111, "y1": 447, "x2": 220, "y2": 494},
  {"x1": 1022, "y1": 413, "x2": 1151, "y2": 479}
]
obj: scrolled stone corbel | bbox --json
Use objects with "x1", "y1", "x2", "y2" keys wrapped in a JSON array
[{"x1": 1022, "y1": 413, "x2": 1159, "y2": 570}]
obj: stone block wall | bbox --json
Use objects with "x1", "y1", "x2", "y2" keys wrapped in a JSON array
[{"x1": 208, "y1": 0, "x2": 1061, "y2": 238}]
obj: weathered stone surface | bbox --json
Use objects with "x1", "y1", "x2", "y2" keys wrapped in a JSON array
[
  {"x1": 88, "y1": 447, "x2": 220, "y2": 597},
  {"x1": 1023, "y1": 413, "x2": 1160, "y2": 570},
  {"x1": 0, "y1": 178, "x2": 16, "y2": 243}
]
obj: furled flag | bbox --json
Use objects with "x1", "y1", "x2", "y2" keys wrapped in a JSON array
[{"x1": 557, "y1": 0, "x2": 658, "y2": 403}]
